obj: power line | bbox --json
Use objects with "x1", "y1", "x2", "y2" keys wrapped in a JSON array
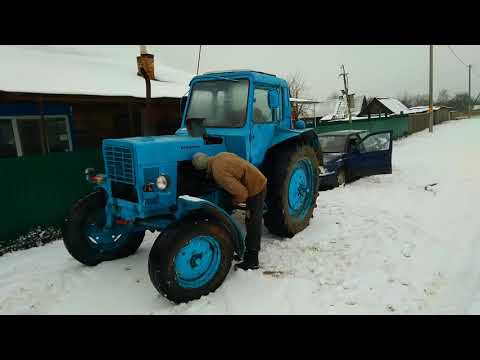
[{"x1": 447, "y1": 45, "x2": 468, "y2": 67}]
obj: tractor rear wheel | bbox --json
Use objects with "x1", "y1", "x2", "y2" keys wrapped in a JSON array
[
  {"x1": 62, "y1": 189, "x2": 145, "y2": 266},
  {"x1": 148, "y1": 218, "x2": 234, "y2": 304},
  {"x1": 264, "y1": 144, "x2": 320, "y2": 238}
]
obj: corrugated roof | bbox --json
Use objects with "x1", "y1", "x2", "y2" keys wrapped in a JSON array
[{"x1": 0, "y1": 45, "x2": 193, "y2": 99}]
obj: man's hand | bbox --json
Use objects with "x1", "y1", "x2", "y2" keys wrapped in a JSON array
[{"x1": 233, "y1": 202, "x2": 247, "y2": 210}]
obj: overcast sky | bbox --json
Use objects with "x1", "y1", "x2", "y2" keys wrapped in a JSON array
[{"x1": 151, "y1": 45, "x2": 480, "y2": 101}]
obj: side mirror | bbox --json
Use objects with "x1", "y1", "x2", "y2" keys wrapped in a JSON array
[{"x1": 268, "y1": 90, "x2": 280, "y2": 109}]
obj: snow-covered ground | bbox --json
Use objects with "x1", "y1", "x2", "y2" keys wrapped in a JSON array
[{"x1": 1, "y1": 118, "x2": 480, "y2": 315}]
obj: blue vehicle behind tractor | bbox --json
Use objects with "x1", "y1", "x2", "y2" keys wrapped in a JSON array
[
  {"x1": 318, "y1": 130, "x2": 393, "y2": 188},
  {"x1": 62, "y1": 70, "x2": 322, "y2": 303}
]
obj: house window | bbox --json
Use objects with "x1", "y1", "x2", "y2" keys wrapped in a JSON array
[
  {"x1": 46, "y1": 117, "x2": 71, "y2": 153},
  {"x1": 0, "y1": 116, "x2": 72, "y2": 158},
  {"x1": 253, "y1": 88, "x2": 273, "y2": 123},
  {"x1": 17, "y1": 118, "x2": 44, "y2": 156},
  {"x1": 0, "y1": 120, "x2": 16, "y2": 158}
]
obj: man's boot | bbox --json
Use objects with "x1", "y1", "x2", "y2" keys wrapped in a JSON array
[{"x1": 234, "y1": 250, "x2": 259, "y2": 271}]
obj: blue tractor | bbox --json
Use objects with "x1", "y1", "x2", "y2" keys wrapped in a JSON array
[{"x1": 62, "y1": 70, "x2": 322, "y2": 303}]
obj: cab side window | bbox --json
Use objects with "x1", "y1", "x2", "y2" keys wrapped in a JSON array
[{"x1": 253, "y1": 88, "x2": 273, "y2": 123}]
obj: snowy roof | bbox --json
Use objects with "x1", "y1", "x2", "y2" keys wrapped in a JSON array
[
  {"x1": 0, "y1": 45, "x2": 193, "y2": 99},
  {"x1": 408, "y1": 105, "x2": 453, "y2": 114},
  {"x1": 303, "y1": 94, "x2": 367, "y2": 120},
  {"x1": 290, "y1": 97, "x2": 320, "y2": 104},
  {"x1": 376, "y1": 97, "x2": 410, "y2": 114}
]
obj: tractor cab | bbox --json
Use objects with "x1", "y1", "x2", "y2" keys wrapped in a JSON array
[{"x1": 176, "y1": 70, "x2": 292, "y2": 167}]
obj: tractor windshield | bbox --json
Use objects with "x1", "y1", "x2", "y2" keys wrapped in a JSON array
[{"x1": 186, "y1": 79, "x2": 249, "y2": 128}]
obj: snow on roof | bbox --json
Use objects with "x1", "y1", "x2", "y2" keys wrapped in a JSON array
[
  {"x1": 303, "y1": 94, "x2": 367, "y2": 120},
  {"x1": 408, "y1": 105, "x2": 453, "y2": 114},
  {"x1": 289, "y1": 97, "x2": 320, "y2": 104},
  {"x1": 0, "y1": 45, "x2": 193, "y2": 99},
  {"x1": 376, "y1": 97, "x2": 410, "y2": 114},
  {"x1": 302, "y1": 99, "x2": 338, "y2": 118}
]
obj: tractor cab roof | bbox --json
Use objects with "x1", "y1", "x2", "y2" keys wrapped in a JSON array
[
  {"x1": 203, "y1": 69, "x2": 276, "y2": 77},
  {"x1": 190, "y1": 69, "x2": 287, "y2": 87}
]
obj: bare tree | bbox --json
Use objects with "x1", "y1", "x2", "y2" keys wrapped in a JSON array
[
  {"x1": 398, "y1": 91, "x2": 413, "y2": 108},
  {"x1": 287, "y1": 73, "x2": 310, "y2": 120},
  {"x1": 437, "y1": 88, "x2": 450, "y2": 105}
]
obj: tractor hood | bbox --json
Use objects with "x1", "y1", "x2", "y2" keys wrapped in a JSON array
[{"x1": 103, "y1": 135, "x2": 227, "y2": 167}]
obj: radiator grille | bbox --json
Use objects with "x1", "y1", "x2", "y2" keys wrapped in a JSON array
[{"x1": 104, "y1": 145, "x2": 135, "y2": 185}]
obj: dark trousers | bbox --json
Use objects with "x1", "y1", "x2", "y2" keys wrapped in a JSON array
[{"x1": 245, "y1": 186, "x2": 267, "y2": 253}]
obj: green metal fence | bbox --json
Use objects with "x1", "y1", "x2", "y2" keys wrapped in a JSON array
[
  {"x1": 314, "y1": 115, "x2": 410, "y2": 139},
  {"x1": 0, "y1": 150, "x2": 103, "y2": 243},
  {"x1": 0, "y1": 115, "x2": 410, "y2": 244}
]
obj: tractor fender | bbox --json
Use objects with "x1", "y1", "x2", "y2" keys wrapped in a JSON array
[
  {"x1": 176, "y1": 195, "x2": 246, "y2": 257},
  {"x1": 265, "y1": 128, "x2": 323, "y2": 168}
]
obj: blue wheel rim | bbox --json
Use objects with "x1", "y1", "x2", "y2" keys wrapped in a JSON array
[
  {"x1": 287, "y1": 158, "x2": 314, "y2": 219},
  {"x1": 174, "y1": 235, "x2": 222, "y2": 289}
]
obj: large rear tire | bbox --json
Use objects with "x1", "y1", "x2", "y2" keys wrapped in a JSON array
[
  {"x1": 148, "y1": 218, "x2": 234, "y2": 304},
  {"x1": 264, "y1": 144, "x2": 320, "y2": 238},
  {"x1": 62, "y1": 189, "x2": 145, "y2": 266}
]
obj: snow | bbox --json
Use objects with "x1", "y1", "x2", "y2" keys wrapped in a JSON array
[
  {"x1": 289, "y1": 98, "x2": 320, "y2": 104},
  {"x1": 1, "y1": 118, "x2": 480, "y2": 314},
  {"x1": 408, "y1": 105, "x2": 452, "y2": 114},
  {"x1": 0, "y1": 45, "x2": 192, "y2": 99}
]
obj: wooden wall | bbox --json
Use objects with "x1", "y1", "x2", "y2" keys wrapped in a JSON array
[{"x1": 72, "y1": 98, "x2": 181, "y2": 150}]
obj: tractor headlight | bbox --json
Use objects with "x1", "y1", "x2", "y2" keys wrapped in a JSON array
[{"x1": 156, "y1": 175, "x2": 168, "y2": 191}]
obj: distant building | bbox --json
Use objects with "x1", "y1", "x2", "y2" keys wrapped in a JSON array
[
  {"x1": 301, "y1": 94, "x2": 368, "y2": 123},
  {"x1": 358, "y1": 97, "x2": 410, "y2": 118},
  {"x1": 408, "y1": 105, "x2": 453, "y2": 124}
]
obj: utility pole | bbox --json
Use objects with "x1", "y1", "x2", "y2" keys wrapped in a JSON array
[
  {"x1": 468, "y1": 64, "x2": 472, "y2": 117},
  {"x1": 339, "y1": 65, "x2": 352, "y2": 123},
  {"x1": 196, "y1": 45, "x2": 202, "y2": 75},
  {"x1": 428, "y1": 45, "x2": 433, "y2": 133}
]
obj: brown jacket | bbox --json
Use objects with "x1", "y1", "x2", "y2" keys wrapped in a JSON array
[{"x1": 207, "y1": 152, "x2": 267, "y2": 204}]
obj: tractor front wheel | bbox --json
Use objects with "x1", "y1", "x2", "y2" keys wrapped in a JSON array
[
  {"x1": 62, "y1": 189, "x2": 145, "y2": 266},
  {"x1": 148, "y1": 218, "x2": 234, "y2": 304}
]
